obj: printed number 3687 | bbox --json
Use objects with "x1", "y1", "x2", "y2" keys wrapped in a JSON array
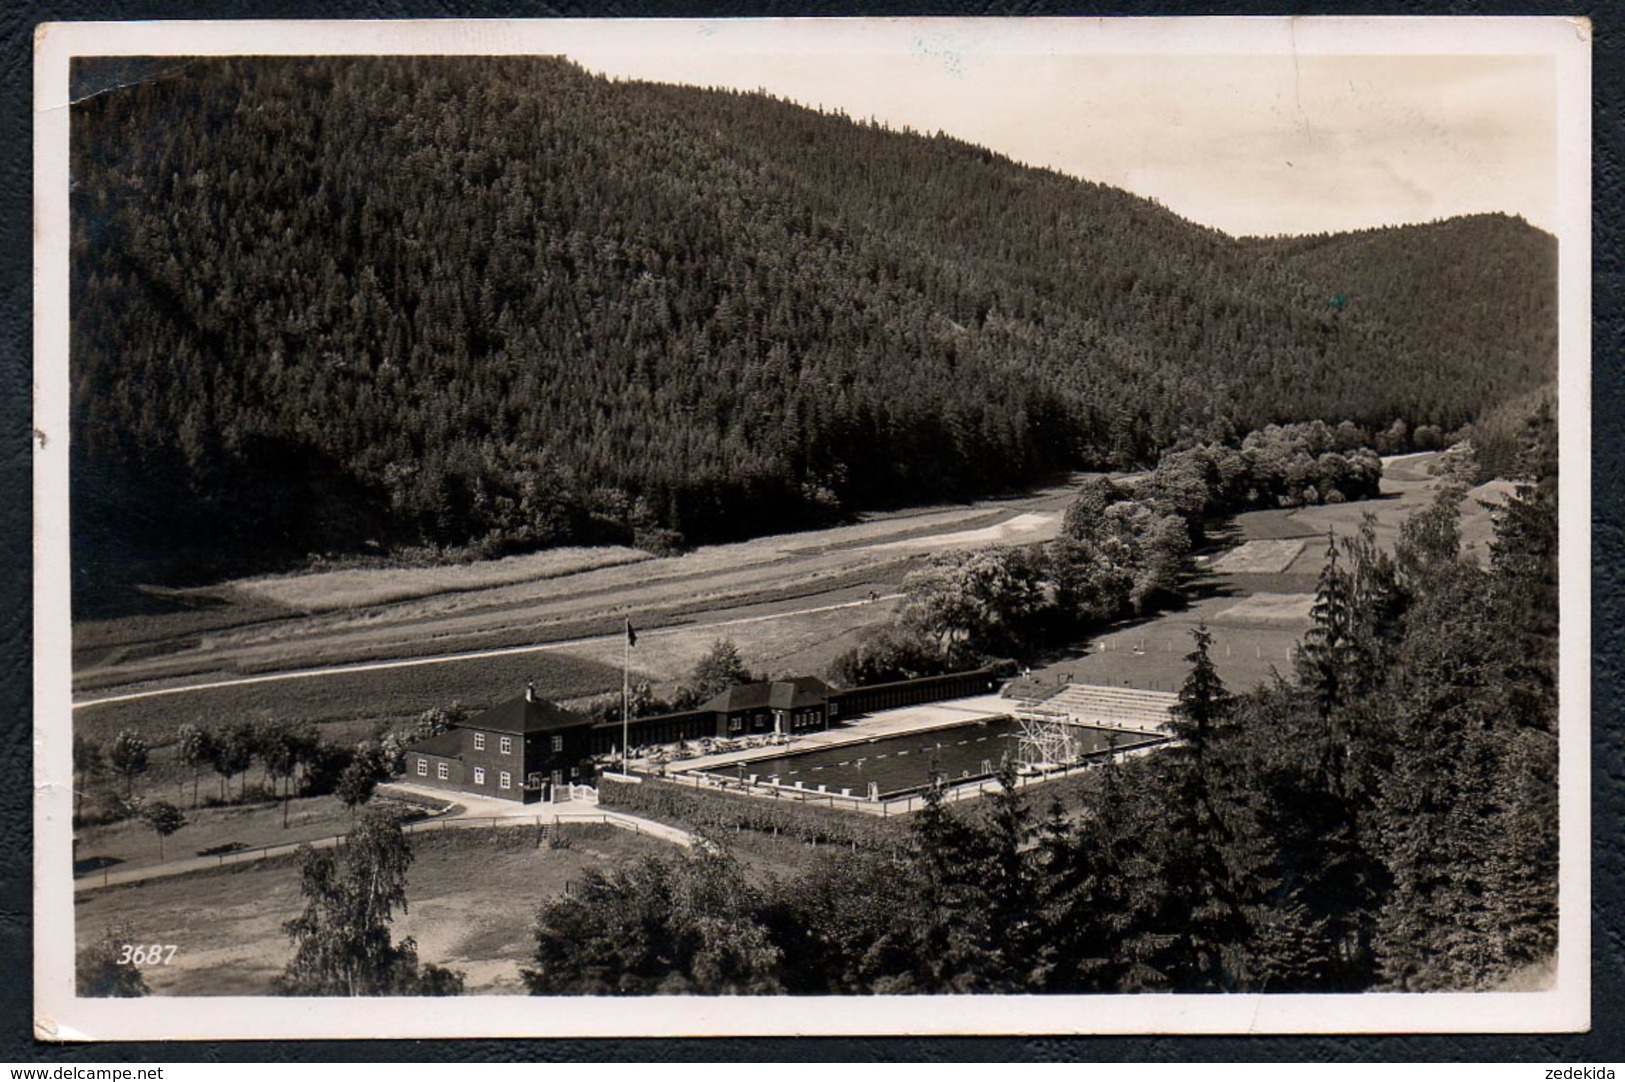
[{"x1": 118, "y1": 944, "x2": 177, "y2": 965}]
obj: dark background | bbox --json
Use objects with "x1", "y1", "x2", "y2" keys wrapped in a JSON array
[{"x1": 3, "y1": 0, "x2": 1619, "y2": 1064}]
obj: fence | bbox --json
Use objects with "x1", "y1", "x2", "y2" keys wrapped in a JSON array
[
  {"x1": 587, "y1": 709, "x2": 716, "y2": 756},
  {"x1": 599, "y1": 775, "x2": 906, "y2": 850},
  {"x1": 828, "y1": 664, "x2": 1013, "y2": 719},
  {"x1": 666, "y1": 735, "x2": 1167, "y2": 818}
]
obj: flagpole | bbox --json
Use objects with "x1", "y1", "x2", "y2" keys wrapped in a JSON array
[{"x1": 622, "y1": 619, "x2": 631, "y2": 776}]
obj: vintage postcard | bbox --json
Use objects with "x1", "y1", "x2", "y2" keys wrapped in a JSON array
[{"x1": 33, "y1": 16, "x2": 1591, "y2": 1040}]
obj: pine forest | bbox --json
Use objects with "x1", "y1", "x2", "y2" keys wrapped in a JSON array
[{"x1": 69, "y1": 56, "x2": 1556, "y2": 604}]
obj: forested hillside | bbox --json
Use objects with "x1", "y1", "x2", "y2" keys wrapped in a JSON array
[{"x1": 69, "y1": 57, "x2": 1557, "y2": 601}]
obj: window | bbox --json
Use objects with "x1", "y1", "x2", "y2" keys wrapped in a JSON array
[
  {"x1": 436, "y1": 762, "x2": 448, "y2": 780},
  {"x1": 499, "y1": 736, "x2": 512, "y2": 755},
  {"x1": 570, "y1": 767, "x2": 579, "y2": 779},
  {"x1": 473, "y1": 767, "x2": 485, "y2": 785},
  {"x1": 729, "y1": 715, "x2": 744, "y2": 733},
  {"x1": 473, "y1": 732, "x2": 485, "y2": 751},
  {"x1": 499, "y1": 771, "x2": 512, "y2": 790},
  {"x1": 416, "y1": 759, "x2": 427, "y2": 777},
  {"x1": 550, "y1": 735, "x2": 563, "y2": 753}
]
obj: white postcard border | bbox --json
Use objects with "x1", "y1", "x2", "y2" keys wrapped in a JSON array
[{"x1": 33, "y1": 15, "x2": 1593, "y2": 1041}]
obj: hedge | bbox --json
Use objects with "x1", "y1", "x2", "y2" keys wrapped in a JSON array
[{"x1": 599, "y1": 776, "x2": 909, "y2": 852}]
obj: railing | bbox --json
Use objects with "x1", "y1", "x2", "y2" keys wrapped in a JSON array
[{"x1": 664, "y1": 736, "x2": 1168, "y2": 818}]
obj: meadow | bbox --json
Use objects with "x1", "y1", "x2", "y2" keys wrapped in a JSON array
[
  {"x1": 227, "y1": 546, "x2": 655, "y2": 613},
  {"x1": 71, "y1": 649, "x2": 625, "y2": 748},
  {"x1": 75, "y1": 824, "x2": 676, "y2": 996},
  {"x1": 1022, "y1": 453, "x2": 1507, "y2": 697}
]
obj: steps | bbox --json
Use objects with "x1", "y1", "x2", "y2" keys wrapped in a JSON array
[{"x1": 1031, "y1": 683, "x2": 1178, "y2": 730}]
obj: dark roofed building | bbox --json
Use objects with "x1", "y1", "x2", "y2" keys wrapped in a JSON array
[
  {"x1": 468, "y1": 693, "x2": 592, "y2": 736},
  {"x1": 405, "y1": 683, "x2": 596, "y2": 803},
  {"x1": 701, "y1": 676, "x2": 835, "y2": 737}
]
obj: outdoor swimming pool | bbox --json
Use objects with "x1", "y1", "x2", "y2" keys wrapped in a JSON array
[{"x1": 695, "y1": 716, "x2": 1163, "y2": 799}]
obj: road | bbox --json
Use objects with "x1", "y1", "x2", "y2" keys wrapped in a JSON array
[{"x1": 73, "y1": 482, "x2": 1079, "y2": 699}]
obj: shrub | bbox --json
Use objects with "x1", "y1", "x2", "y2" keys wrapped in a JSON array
[{"x1": 600, "y1": 776, "x2": 907, "y2": 852}]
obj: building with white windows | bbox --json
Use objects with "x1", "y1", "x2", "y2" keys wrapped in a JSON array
[{"x1": 405, "y1": 684, "x2": 596, "y2": 803}]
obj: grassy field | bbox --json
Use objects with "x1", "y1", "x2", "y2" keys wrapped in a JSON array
[
  {"x1": 1209, "y1": 539, "x2": 1306, "y2": 574},
  {"x1": 1208, "y1": 592, "x2": 1317, "y2": 627},
  {"x1": 229, "y1": 546, "x2": 655, "y2": 613},
  {"x1": 74, "y1": 792, "x2": 450, "y2": 878},
  {"x1": 71, "y1": 648, "x2": 626, "y2": 750},
  {"x1": 1024, "y1": 452, "x2": 1493, "y2": 697},
  {"x1": 71, "y1": 594, "x2": 297, "y2": 667},
  {"x1": 71, "y1": 480, "x2": 1081, "y2": 697},
  {"x1": 1030, "y1": 606, "x2": 1308, "y2": 696},
  {"x1": 557, "y1": 591, "x2": 902, "y2": 694},
  {"x1": 74, "y1": 824, "x2": 675, "y2": 996}
]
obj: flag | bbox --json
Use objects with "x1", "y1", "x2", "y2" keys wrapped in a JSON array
[{"x1": 625, "y1": 619, "x2": 637, "y2": 648}]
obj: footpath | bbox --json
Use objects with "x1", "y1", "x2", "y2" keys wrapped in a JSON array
[{"x1": 73, "y1": 789, "x2": 697, "y2": 894}]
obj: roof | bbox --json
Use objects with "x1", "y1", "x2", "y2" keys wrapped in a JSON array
[
  {"x1": 701, "y1": 676, "x2": 833, "y2": 714},
  {"x1": 406, "y1": 729, "x2": 465, "y2": 759},
  {"x1": 465, "y1": 693, "x2": 594, "y2": 735}
]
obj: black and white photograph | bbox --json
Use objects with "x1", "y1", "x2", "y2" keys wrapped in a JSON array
[{"x1": 32, "y1": 16, "x2": 1591, "y2": 1040}]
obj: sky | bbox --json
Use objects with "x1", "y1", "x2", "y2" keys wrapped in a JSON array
[{"x1": 556, "y1": 22, "x2": 1559, "y2": 238}]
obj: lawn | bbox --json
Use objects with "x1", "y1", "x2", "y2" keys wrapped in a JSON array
[
  {"x1": 1209, "y1": 539, "x2": 1306, "y2": 574},
  {"x1": 1209, "y1": 592, "x2": 1316, "y2": 628},
  {"x1": 74, "y1": 792, "x2": 448, "y2": 879},
  {"x1": 74, "y1": 823, "x2": 676, "y2": 996},
  {"x1": 1024, "y1": 453, "x2": 1498, "y2": 698},
  {"x1": 1032, "y1": 601, "x2": 1308, "y2": 695}
]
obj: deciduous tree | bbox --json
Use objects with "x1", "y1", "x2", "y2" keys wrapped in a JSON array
[
  {"x1": 138, "y1": 799, "x2": 187, "y2": 861},
  {"x1": 107, "y1": 730, "x2": 149, "y2": 798},
  {"x1": 277, "y1": 809, "x2": 464, "y2": 996}
]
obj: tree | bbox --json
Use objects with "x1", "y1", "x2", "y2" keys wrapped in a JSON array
[
  {"x1": 107, "y1": 730, "x2": 149, "y2": 798},
  {"x1": 277, "y1": 808, "x2": 464, "y2": 996},
  {"x1": 138, "y1": 800, "x2": 187, "y2": 861},
  {"x1": 976, "y1": 762, "x2": 1043, "y2": 988},
  {"x1": 826, "y1": 625, "x2": 951, "y2": 687},
  {"x1": 1169, "y1": 624, "x2": 1231, "y2": 762},
  {"x1": 72, "y1": 734, "x2": 104, "y2": 820},
  {"x1": 1396, "y1": 483, "x2": 1466, "y2": 586},
  {"x1": 523, "y1": 854, "x2": 782, "y2": 995},
  {"x1": 1151, "y1": 630, "x2": 1248, "y2": 991},
  {"x1": 1296, "y1": 535, "x2": 1357, "y2": 732},
  {"x1": 874, "y1": 776, "x2": 999, "y2": 992},
  {"x1": 209, "y1": 723, "x2": 256, "y2": 801},
  {"x1": 77, "y1": 930, "x2": 148, "y2": 998},
  {"x1": 1045, "y1": 535, "x2": 1133, "y2": 627},
  {"x1": 672, "y1": 639, "x2": 753, "y2": 709},
  {"x1": 337, "y1": 743, "x2": 389, "y2": 813},
  {"x1": 898, "y1": 548, "x2": 1043, "y2": 662},
  {"x1": 175, "y1": 723, "x2": 213, "y2": 809},
  {"x1": 258, "y1": 723, "x2": 300, "y2": 828},
  {"x1": 299, "y1": 740, "x2": 355, "y2": 798}
]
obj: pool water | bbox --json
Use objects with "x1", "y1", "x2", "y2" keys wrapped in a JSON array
[{"x1": 703, "y1": 716, "x2": 1160, "y2": 799}]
